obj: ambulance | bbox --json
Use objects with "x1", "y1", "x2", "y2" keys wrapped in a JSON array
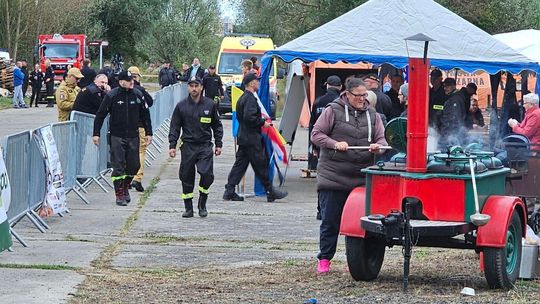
[{"x1": 215, "y1": 34, "x2": 280, "y2": 117}]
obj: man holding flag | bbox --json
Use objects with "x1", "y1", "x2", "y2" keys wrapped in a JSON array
[{"x1": 223, "y1": 73, "x2": 288, "y2": 202}]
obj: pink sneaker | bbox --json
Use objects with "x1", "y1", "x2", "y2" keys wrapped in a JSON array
[{"x1": 317, "y1": 259, "x2": 331, "y2": 274}]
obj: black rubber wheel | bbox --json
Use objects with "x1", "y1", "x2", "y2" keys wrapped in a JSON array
[
  {"x1": 484, "y1": 211, "x2": 523, "y2": 289},
  {"x1": 345, "y1": 236, "x2": 386, "y2": 281}
]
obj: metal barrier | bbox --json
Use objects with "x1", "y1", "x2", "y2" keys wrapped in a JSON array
[{"x1": 2, "y1": 82, "x2": 185, "y2": 248}]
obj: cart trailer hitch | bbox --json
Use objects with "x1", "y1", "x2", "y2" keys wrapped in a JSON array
[{"x1": 368, "y1": 198, "x2": 419, "y2": 292}]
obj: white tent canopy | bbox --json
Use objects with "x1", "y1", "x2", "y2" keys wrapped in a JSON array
[
  {"x1": 494, "y1": 29, "x2": 540, "y2": 64},
  {"x1": 259, "y1": 0, "x2": 540, "y2": 109}
]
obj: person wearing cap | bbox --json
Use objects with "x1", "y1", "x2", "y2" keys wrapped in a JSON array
[
  {"x1": 93, "y1": 70, "x2": 153, "y2": 206},
  {"x1": 309, "y1": 75, "x2": 342, "y2": 220},
  {"x1": 223, "y1": 73, "x2": 288, "y2": 202},
  {"x1": 202, "y1": 65, "x2": 224, "y2": 104},
  {"x1": 311, "y1": 77, "x2": 387, "y2": 274},
  {"x1": 428, "y1": 69, "x2": 448, "y2": 130},
  {"x1": 55, "y1": 67, "x2": 84, "y2": 121},
  {"x1": 72, "y1": 74, "x2": 110, "y2": 115},
  {"x1": 363, "y1": 74, "x2": 393, "y2": 121},
  {"x1": 168, "y1": 76, "x2": 223, "y2": 218},
  {"x1": 440, "y1": 77, "x2": 468, "y2": 147},
  {"x1": 128, "y1": 66, "x2": 154, "y2": 192}
]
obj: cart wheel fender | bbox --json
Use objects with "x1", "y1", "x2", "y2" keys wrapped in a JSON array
[
  {"x1": 340, "y1": 187, "x2": 367, "y2": 238},
  {"x1": 476, "y1": 195, "x2": 526, "y2": 248}
]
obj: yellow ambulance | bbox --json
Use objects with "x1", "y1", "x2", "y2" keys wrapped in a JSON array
[{"x1": 215, "y1": 34, "x2": 280, "y2": 117}]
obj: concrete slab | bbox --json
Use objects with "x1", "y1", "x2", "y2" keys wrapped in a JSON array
[
  {"x1": 0, "y1": 106, "x2": 58, "y2": 138},
  {"x1": 2, "y1": 240, "x2": 103, "y2": 268},
  {"x1": 0, "y1": 268, "x2": 84, "y2": 304},
  {"x1": 112, "y1": 243, "x2": 316, "y2": 269}
]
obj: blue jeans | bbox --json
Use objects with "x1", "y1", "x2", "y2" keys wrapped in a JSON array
[
  {"x1": 318, "y1": 189, "x2": 350, "y2": 260},
  {"x1": 12, "y1": 85, "x2": 26, "y2": 106}
]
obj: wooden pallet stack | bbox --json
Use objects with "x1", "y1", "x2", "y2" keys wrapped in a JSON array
[{"x1": 0, "y1": 60, "x2": 14, "y2": 92}]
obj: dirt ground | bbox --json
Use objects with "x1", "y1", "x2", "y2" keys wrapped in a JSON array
[{"x1": 70, "y1": 247, "x2": 540, "y2": 304}]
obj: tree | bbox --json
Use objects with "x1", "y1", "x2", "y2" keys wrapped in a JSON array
[{"x1": 139, "y1": 0, "x2": 222, "y2": 67}]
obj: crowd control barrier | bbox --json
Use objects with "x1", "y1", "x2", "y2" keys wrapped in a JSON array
[{"x1": 1, "y1": 82, "x2": 186, "y2": 248}]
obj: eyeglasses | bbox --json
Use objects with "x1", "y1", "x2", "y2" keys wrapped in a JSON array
[{"x1": 348, "y1": 91, "x2": 368, "y2": 98}]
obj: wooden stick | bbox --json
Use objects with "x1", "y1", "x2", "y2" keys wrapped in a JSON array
[{"x1": 347, "y1": 145, "x2": 393, "y2": 150}]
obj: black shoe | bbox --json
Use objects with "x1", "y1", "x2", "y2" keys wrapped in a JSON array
[
  {"x1": 131, "y1": 180, "x2": 144, "y2": 192},
  {"x1": 123, "y1": 182, "x2": 131, "y2": 203},
  {"x1": 267, "y1": 187, "x2": 288, "y2": 202},
  {"x1": 198, "y1": 194, "x2": 208, "y2": 217},
  {"x1": 223, "y1": 190, "x2": 244, "y2": 201},
  {"x1": 182, "y1": 200, "x2": 194, "y2": 218},
  {"x1": 316, "y1": 212, "x2": 322, "y2": 220}
]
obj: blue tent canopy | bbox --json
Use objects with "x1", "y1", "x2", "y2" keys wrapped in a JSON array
[{"x1": 258, "y1": 0, "x2": 540, "y2": 111}]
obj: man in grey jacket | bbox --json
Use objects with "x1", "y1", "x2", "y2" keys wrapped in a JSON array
[{"x1": 311, "y1": 77, "x2": 387, "y2": 274}]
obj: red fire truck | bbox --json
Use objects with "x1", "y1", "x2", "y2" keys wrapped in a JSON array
[{"x1": 35, "y1": 33, "x2": 87, "y2": 83}]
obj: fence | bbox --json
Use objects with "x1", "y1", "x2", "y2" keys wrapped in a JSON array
[{"x1": 1, "y1": 82, "x2": 187, "y2": 248}]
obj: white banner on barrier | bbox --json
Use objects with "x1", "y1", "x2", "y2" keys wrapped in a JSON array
[
  {"x1": 0, "y1": 146, "x2": 11, "y2": 223},
  {"x1": 36, "y1": 126, "x2": 67, "y2": 216}
]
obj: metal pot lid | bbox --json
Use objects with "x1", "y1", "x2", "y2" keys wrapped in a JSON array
[
  {"x1": 433, "y1": 153, "x2": 477, "y2": 162},
  {"x1": 384, "y1": 117, "x2": 407, "y2": 153}
]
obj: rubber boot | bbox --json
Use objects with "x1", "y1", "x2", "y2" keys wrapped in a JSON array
[
  {"x1": 114, "y1": 180, "x2": 127, "y2": 206},
  {"x1": 123, "y1": 180, "x2": 131, "y2": 203},
  {"x1": 198, "y1": 194, "x2": 208, "y2": 218},
  {"x1": 182, "y1": 199, "x2": 194, "y2": 218},
  {"x1": 223, "y1": 185, "x2": 244, "y2": 201},
  {"x1": 266, "y1": 187, "x2": 288, "y2": 202}
]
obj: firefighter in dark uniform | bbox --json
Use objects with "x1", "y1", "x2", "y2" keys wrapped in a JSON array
[
  {"x1": 222, "y1": 73, "x2": 288, "y2": 202},
  {"x1": 44, "y1": 59, "x2": 55, "y2": 107},
  {"x1": 202, "y1": 65, "x2": 224, "y2": 103},
  {"x1": 73, "y1": 74, "x2": 110, "y2": 115},
  {"x1": 309, "y1": 75, "x2": 341, "y2": 220},
  {"x1": 428, "y1": 69, "x2": 448, "y2": 130},
  {"x1": 93, "y1": 71, "x2": 152, "y2": 206},
  {"x1": 168, "y1": 76, "x2": 223, "y2": 218}
]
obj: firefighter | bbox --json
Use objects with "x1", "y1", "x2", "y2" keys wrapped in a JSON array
[
  {"x1": 168, "y1": 76, "x2": 223, "y2": 218},
  {"x1": 128, "y1": 66, "x2": 154, "y2": 192},
  {"x1": 55, "y1": 67, "x2": 84, "y2": 121},
  {"x1": 44, "y1": 59, "x2": 55, "y2": 107},
  {"x1": 93, "y1": 70, "x2": 152, "y2": 206}
]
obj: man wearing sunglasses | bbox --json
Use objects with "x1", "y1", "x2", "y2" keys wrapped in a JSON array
[{"x1": 311, "y1": 77, "x2": 387, "y2": 274}]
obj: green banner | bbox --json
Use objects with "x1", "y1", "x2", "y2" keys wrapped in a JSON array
[{"x1": 0, "y1": 218, "x2": 11, "y2": 252}]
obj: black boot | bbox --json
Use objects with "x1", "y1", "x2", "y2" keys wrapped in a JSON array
[
  {"x1": 223, "y1": 185, "x2": 244, "y2": 201},
  {"x1": 123, "y1": 180, "x2": 131, "y2": 203},
  {"x1": 131, "y1": 180, "x2": 144, "y2": 192},
  {"x1": 266, "y1": 187, "x2": 288, "y2": 202},
  {"x1": 198, "y1": 194, "x2": 208, "y2": 217},
  {"x1": 182, "y1": 199, "x2": 194, "y2": 218},
  {"x1": 114, "y1": 180, "x2": 127, "y2": 206}
]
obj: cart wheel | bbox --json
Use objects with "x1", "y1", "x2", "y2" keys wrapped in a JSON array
[
  {"x1": 345, "y1": 236, "x2": 385, "y2": 281},
  {"x1": 528, "y1": 210, "x2": 540, "y2": 235},
  {"x1": 484, "y1": 211, "x2": 522, "y2": 289}
]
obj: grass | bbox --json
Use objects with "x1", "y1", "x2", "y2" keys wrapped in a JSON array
[
  {"x1": 0, "y1": 263, "x2": 80, "y2": 271},
  {"x1": 0, "y1": 96, "x2": 13, "y2": 109}
]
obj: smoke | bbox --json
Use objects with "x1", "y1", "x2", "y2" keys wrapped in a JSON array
[{"x1": 427, "y1": 127, "x2": 439, "y2": 153}]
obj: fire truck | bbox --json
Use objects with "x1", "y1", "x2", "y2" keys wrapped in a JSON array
[{"x1": 35, "y1": 33, "x2": 88, "y2": 83}]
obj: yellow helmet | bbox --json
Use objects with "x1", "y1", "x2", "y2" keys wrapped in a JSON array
[{"x1": 127, "y1": 66, "x2": 141, "y2": 75}]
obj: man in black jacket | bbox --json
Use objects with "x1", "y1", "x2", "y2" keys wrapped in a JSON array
[
  {"x1": 128, "y1": 66, "x2": 154, "y2": 192},
  {"x1": 385, "y1": 74, "x2": 405, "y2": 119},
  {"x1": 73, "y1": 74, "x2": 110, "y2": 115},
  {"x1": 168, "y1": 76, "x2": 223, "y2": 218},
  {"x1": 202, "y1": 65, "x2": 224, "y2": 103},
  {"x1": 93, "y1": 71, "x2": 152, "y2": 206},
  {"x1": 429, "y1": 69, "x2": 448, "y2": 130},
  {"x1": 158, "y1": 61, "x2": 177, "y2": 88},
  {"x1": 29, "y1": 64, "x2": 44, "y2": 107},
  {"x1": 180, "y1": 58, "x2": 205, "y2": 82},
  {"x1": 79, "y1": 59, "x2": 97, "y2": 88},
  {"x1": 44, "y1": 60, "x2": 55, "y2": 107},
  {"x1": 440, "y1": 77, "x2": 468, "y2": 147},
  {"x1": 223, "y1": 73, "x2": 288, "y2": 203},
  {"x1": 21, "y1": 60, "x2": 29, "y2": 96}
]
